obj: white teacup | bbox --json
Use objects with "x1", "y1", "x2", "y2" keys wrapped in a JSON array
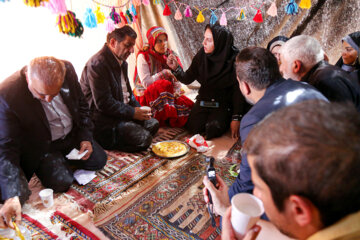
[
  {"x1": 39, "y1": 188, "x2": 54, "y2": 208},
  {"x1": 140, "y1": 106, "x2": 151, "y2": 112},
  {"x1": 231, "y1": 193, "x2": 264, "y2": 239}
]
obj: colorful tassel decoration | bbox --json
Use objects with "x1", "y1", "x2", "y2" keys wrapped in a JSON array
[
  {"x1": 84, "y1": 8, "x2": 97, "y2": 28},
  {"x1": 125, "y1": 9, "x2": 133, "y2": 23},
  {"x1": 196, "y1": 11, "x2": 205, "y2": 23},
  {"x1": 24, "y1": 0, "x2": 48, "y2": 7},
  {"x1": 119, "y1": 11, "x2": 128, "y2": 26},
  {"x1": 57, "y1": 10, "x2": 84, "y2": 38},
  {"x1": 237, "y1": 9, "x2": 246, "y2": 20},
  {"x1": 109, "y1": 7, "x2": 120, "y2": 24},
  {"x1": 267, "y1": 1, "x2": 277, "y2": 17},
  {"x1": 220, "y1": 12, "x2": 227, "y2": 26},
  {"x1": 105, "y1": 16, "x2": 115, "y2": 32},
  {"x1": 153, "y1": 0, "x2": 160, "y2": 4},
  {"x1": 174, "y1": 8, "x2": 182, "y2": 20},
  {"x1": 285, "y1": 0, "x2": 298, "y2": 15},
  {"x1": 210, "y1": 10, "x2": 218, "y2": 25},
  {"x1": 163, "y1": 4, "x2": 172, "y2": 16},
  {"x1": 43, "y1": 0, "x2": 67, "y2": 15},
  {"x1": 253, "y1": 9, "x2": 263, "y2": 23},
  {"x1": 142, "y1": 0, "x2": 149, "y2": 5},
  {"x1": 131, "y1": 4, "x2": 137, "y2": 16},
  {"x1": 184, "y1": 5, "x2": 192, "y2": 17},
  {"x1": 133, "y1": 0, "x2": 141, "y2": 6},
  {"x1": 0, "y1": 0, "x2": 10, "y2": 2},
  {"x1": 94, "y1": 6, "x2": 105, "y2": 23},
  {"x1": 299, "y1": 0, "x2": 311, "y2": 9}
]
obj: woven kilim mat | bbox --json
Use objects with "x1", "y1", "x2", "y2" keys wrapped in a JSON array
[
  {"x1": 66, "y1": 127, "x2": 188, "y2": 211},
  {"x1": 22, "y1": 213, "x2": 59, "y2": 239},
  {"x1": 95, "y1": 151, "x2": 235, "y2": 240}
]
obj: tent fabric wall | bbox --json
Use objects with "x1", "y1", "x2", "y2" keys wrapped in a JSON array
[{"x1": 138, "y1": 0, "x2": 360, "y2": 70}]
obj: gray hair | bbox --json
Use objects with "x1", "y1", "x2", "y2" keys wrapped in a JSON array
[{"x1": 281, "y1": 35, "x2": 324, "y2": 69}]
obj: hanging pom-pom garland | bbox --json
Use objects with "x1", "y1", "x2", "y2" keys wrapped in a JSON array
[
  {"x1": 57, "y1": 10, "x2": 84, "y2": 38},
  {"x1": 105, "y1": 16, "x2": 115, "y2": 32},
  {"x1": 163, "y1": 4, "x2": 172, "y2": 16},
  {"x1": 237, "y1": 8, "x2": 246, "y2": 20},
  {"x1": 125, "y1": 9, "x2": 133, "y2": 23},
  {"x1": 267, "y1": 1, "x2": 277, "y2": 17},
  {"x1": 133, "y1": 0, "x2": 141, "y2": 6},
  {"x1": 24, "y1": 0, "x2": 48, "y2": 7},
  {"x1": 174, "y1": 8, "x2": 182, "y2": 20},
  {"x1": 210, "y1": 10, "x2": 218, "y2": 25},
  {"x1": 299, "y1": 0, "x2": 311, "y2": 9},
  {"x1": 109, "y1": 7, "x2": 120, "y2": 24},
  {"x1": 142, "y1": 0, "x2": 149, "y2": 5},
  {"x1": 285, "y1": 0, "x2": 298, "y2": 15},
  {"x1": 94, "y1": 6, "x2": 105, "y2": 23},
  {"x1": 84, "y1": 8, "x2": 97, "y2": 28},
  {"x1": 131, "y1": 4, "x2": 137, "y2": 16},
  {"x1": 253, "y1": 9, "x2": 263, "y2": 23},
  {"x1": 43, "y1": 0, "x2": 67, "y2": 15},
  {"x1": 196, "y1": 11, "x2": 205, "y2": 23},
  {"x1": 220, "y1": 11, "x2": 227, "y2": 26},
  {"x1": 184, "y1": 5, "x2": 192, "y2": 17},
  {"x1": 119, "y1": 11, "x2": 128, "y2": 26}
]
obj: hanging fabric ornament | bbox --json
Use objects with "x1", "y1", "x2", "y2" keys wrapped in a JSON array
[
  {"x1": 23, "y1": 0, "x2": 47, "y2": 7},
  {"x1": 174, "y1": 8, "x2": 182, "y2": 20},
  {"x1": 285, "y1": 0, "x2": 298, "y2": 15},
  {"x1": 131, "y1": 4, "x2": 137, "y2": 16},
  {"x1": 267, "y1": 1, "x2": 277, "y2": 17},
  {"x1": 119, "y1": 11, "x2": 128, "y2": 26},
  {"x1": 84, "y1": 8, "x2": 97, "y2": 28},
  {"x1": 184, "y1": 5, "x2": 192, "y2": 17},
  {"x1": 94, "y1": 6, "x2": 105, "y2": 23},
  {"x1": 299, "y1": 0, "x2": 311, "y2": 9},
  {"x1": 153, "y1": 0, "x2": 160, "y2": 4},
  {"x1": 125, "y1": 9, "x2": 133, "y2": 23},
  {"x1": 142, "y1": 0, "x2": 149, "y2": 5},
  {"x1": 237, "y1": 8, "x2": 246, "y2": 20},
  {"x1": 220, "y1": 11, "x2": 227, "y2": 26},
  {"x1": 194, "y1": 7, "x2": 205, "y2": 23},
  {"x1": 44, "y1": 0, "x2": 67, "y2": 15},
  {"x1": 109, "y1": 7, "x2": 120, "y2": 24},
  {"x1": 210, "y1": 10, "x2": 218, "y2": 25},
  {"x1": 163, "y1": 4, "x2": 172, "y2": 16},
  {"x1": 105, "y1": 16, "x2": 115, "y2": 32},
  {"x1": 253, "y1": 9, "x2": 263, "y2": 23},
  {"x1": 57, "y1": 10, "x2": 84, "y2": 38},
  {"x1": 133, "y1": 0, "x2": 141, "y2": 6}
]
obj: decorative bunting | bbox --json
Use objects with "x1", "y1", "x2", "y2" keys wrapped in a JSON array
[
  {"x1": 299, "y1": 0, "x2": 311, "y2": 9},
  {"x1": 109, "y1": 7, "x2": 120, "y2": 24},
  {"x1": 23, "y1": 0, "x2": 48, "y2": 7},
  {"x1": 43, "y1": 0, "x2": 67, "y2": 15},
  {"x1": 163, "y1": 4, "x2": 172, "y2": 16},
  {"x1": 153, "y1": 0, "x2": 160, "y2": 4},
  {"x1": 237, "y1": 8, "x2": 246, "y2": 20},
  {"x1": 84, "y1": 7, "x2": 97, "y2": 28},
  {"x1": 119, "y1": 11, "x2": 128, "y2": 25},
  {"x1": 220, "y1": 11, "x2": 227, "y2": 26},
  {"x1": 209, "y1": 9, "x2": 218, "y2": 25},
  {"x1": 94, "y1": 6, "x2": 105, "y2": 23},
  {"x1": 125, "y1": 9, "x2": 133, "y2": 23},
  {"x1": 267, "y1": 1, "x2": 277, "y2": 17},
  {"x1": 194, "y1": 7, "x2": 206, "y2": 23},
  {"x1": 131, "y1": 4, "x2": 137, "y2": 16},
  {"x1": 184, "y1": 5, "x2": 192, "y2": 17},
  {"x1": 57, "y1": 10, "x2": 84, "y2": 38},
  {"x1": 253, "y1": 9, "x2": 263, "y2": 23},
  {"x1": 105, "y1": 16, "x2": 115, "y2": 32},
  {"x1": 285, "y1": 0, "x2": 298, "y2": 15}
]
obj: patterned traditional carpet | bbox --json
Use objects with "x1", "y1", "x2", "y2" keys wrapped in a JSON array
[
  {"x1": 66, "y1": 127, "x2": 188, "y2": 211},
  {"x1": 95, "y1": 151, "x2": 235, "y2": 240}
]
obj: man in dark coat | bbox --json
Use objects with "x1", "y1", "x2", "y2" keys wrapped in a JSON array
[
  {"x1": 202, "y1": 47, "x2": 327, "y2": 218},
  {"x1": 280, "y1": 35, "x2": 360, "y2": 112},
  {"x1": 0, "y1": 57, "x2": 106, "y2": 228},
  {"x1": 80, "y1": 26, "x2": 159, "y2": 152}
]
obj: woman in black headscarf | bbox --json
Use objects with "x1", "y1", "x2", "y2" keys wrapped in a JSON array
[
  {"x1": 167, "y1": 24, "x2": 249, "y2": 140},
  {"x1": 335, "y1": 31, "x2": 360, "y2": 85}
]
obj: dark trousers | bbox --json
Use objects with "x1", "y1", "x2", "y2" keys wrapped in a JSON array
[
  {"x1": 95, "y1": 118, "x2": 159, "y2": 153},
  {"x1": 186, "y1": 100, "x2": 232, "y2": 139}
]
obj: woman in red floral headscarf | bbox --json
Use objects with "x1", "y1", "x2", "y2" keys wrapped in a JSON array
[{"x1": 133, "y1": 26, "x2": 193, "y2": 127}]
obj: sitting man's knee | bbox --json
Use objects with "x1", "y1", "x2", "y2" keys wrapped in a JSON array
[
  {"x1": 145, "y1": 118, "x2": 159, "y2": 136},
  {"x1": 47, "y1": 172, "x2": 74, "y2": 193},
  {"x1": 205, "y1": 120, "x2": 226, "y2": 139}
]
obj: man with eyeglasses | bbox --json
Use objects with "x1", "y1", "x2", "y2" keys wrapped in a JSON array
[{"x1": 0, "y1": 56, "x2": 107, "y2": 229}]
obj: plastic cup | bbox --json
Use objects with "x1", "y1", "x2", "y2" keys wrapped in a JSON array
[
  {"x1": 231, "y1": 193, "x2": 264, "y2": 239},
  {"x1": 39, "y1": 188, "x2": 54, "y2": 208}
]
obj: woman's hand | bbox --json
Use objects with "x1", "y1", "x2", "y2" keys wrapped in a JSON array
[{"x1": 166, "y1": 54, "x2": 179, "y2": 70}]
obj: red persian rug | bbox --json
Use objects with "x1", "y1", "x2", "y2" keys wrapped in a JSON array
[
  {"x1": 95, "y1": 151, "x2": 235, "y2": 240},
  {"x1": 66, "y1": 127, "x2": 188, "y2": 211}
]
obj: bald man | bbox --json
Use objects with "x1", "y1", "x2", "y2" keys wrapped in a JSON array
[{"x1": 0, "y1": 57, "x2": 106, "y2": 228}]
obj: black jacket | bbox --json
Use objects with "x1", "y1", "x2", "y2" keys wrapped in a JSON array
[
  {"x1": 0, "y1": 61, "x2": 93, "y2": 201},
  {"x1": 80, "y1": 44, "x2": 140, "y2": 129},
  {"x1": 301, "y1": 61, "x2": 360, "y2": 111}
]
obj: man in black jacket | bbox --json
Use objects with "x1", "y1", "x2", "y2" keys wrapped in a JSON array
[
  {"x1": 280, "y1": 35, "x2": 360, "y2": 112},
  {"x1": 0, "y1": 57, "x2": 106, "y2": 228},
  {"x1": 80, "y1": 26, "x2": 159, "y2": 152}
]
